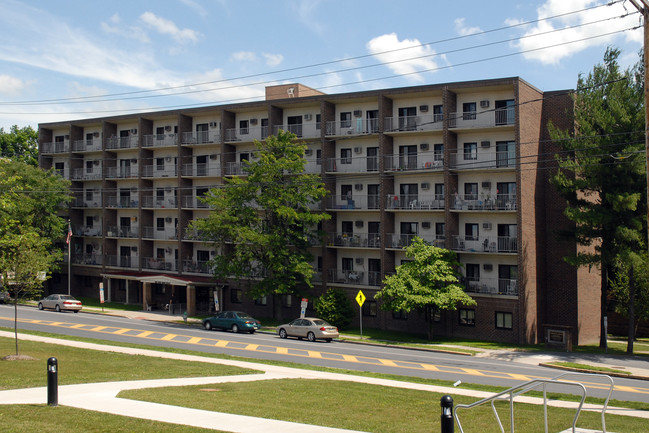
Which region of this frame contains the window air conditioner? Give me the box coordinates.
[420,143,429,150]
[165,157,171,162]
[130,158,137,163]
[482,222,492,230]
[165,217,172,223]
[481,181,491,188]
[422,221,431,229]
[419,105,429,112]
[304,114,312,121]
[209,122,217,128]
[421,182,430,190]
[483,263,493,271]
[250,118,258,125]
[353,147,362,153]
[93,132,100,137]
[481,140,491,148]
[130,129,138,135]
[355,220,364,228]
[131,246,137,252]
[354,183,363,191]
[304,149,313,156]
[64,134,70,139]
[480,100,490,108]
[353,110,362,117]
[355,257,364,265]
[93,160,100,165]
[164,125,172,131]
[209,154,218,159]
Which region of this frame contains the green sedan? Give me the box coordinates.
[202,311,261,334]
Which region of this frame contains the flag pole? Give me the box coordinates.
[67,220,71,295]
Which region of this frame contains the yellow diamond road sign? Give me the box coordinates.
[355,290,366,307]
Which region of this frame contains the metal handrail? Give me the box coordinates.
[454,373,614,433]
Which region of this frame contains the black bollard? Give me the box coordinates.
[47,357,58,406]
[440,395,453,433]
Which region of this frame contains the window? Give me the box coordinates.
[463,102,477,120]
[86,160,93,174]
[157,217,165,231]
[230,288,243,303]
[156,188,165,201]
[392,309,409,320]
[255,295,267,306]
[465,222,479,241]
[366,110,379,133]
[433,143,444,161]
[398,107,417,131]
[466,263,480,285]
[495,99,515,125]
[316,149,322,165]
[363,300,377,317]
[463,142,477,160]
[282,294,293,307]
[464,183,478,201]
[239,120,249,135]
[85,215,94,227]
[341,148,352,164]
[156,157,164,170]
[341,184,353,202]
[341,221,353,236]
[340,112,352,128]
[496,312,513,329]
[459,309,475,326]
[315,114,321,130]
[496,141,515,167]
[433,104,443,122]
[156,248,165,260]
[399,145,417,170]
[342,257,354,272]
[85,189,94,201]
[435,222,445,240]
[287,115,303,137]
[434,183,444,202]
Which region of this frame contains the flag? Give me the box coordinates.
[66,222,72,245]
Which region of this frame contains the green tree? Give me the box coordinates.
[550,48,646,349]
[192,130,330,318]
[0,159,71,355]
[375,237,475,339]
[314,288,355,331]
[0,125,38,166]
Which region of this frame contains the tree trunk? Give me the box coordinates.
[600,265,608,350]
[426,306,434,340]
[14,299,19,356]
[627,265,635,354]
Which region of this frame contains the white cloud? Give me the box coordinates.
[101,13,150,43]
[511,0,642,65]
[230,51,258,62]
[454,18,482,36]
[263,53,284,67]
[366,33,440,82]
[140,11,200,44]
[293,0,325,36]
[179,0,207,17]
[0,74,27,96]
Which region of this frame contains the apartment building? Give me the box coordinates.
[38,77,600,345]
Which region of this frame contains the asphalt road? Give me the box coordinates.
[1,304,648,404]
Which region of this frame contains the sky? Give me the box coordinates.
[0,0,644,130]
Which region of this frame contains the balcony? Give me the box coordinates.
[328,269,381,286]
[452,194,516,211]
[181,130,221,145]
[72,253,103,266]
[105,255,139,269]
[449,107,515,129]
[42,141,69,154]
[384,151,443,172]
[106,196,138,208]
[465,277,518,296]
[325,155,379,173]
[71,167,102,181]
[386,194,445,210]
[74,225,101,237]
[142,257,177,271]
[72,138,102,152]
[182,196,210,209]
[274,123,320,139]
[141,196,177,209]
[325,119,379,137]
[383,114,443,133]
[386,233,445,249]
[71,196,102,208]
[106,225,139,238]
[328,233,381,248]
[224,161,250,176]
[224,125,268,143]
[181,162,221,177]
[106,136,138,150]
[182,228,211,241]
[451,235,517,253]
[142,226,177,240]
[449,151,515,170]
[105,166,138,179]
[182,260,212,274]
[143,133,177,148]
[326,194,381,210]
[142,164,177,178]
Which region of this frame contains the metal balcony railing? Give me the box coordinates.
[325,155,380,173]
[42,141,69,154]
[448,107,515,129]
[384,151,443,172]
[383,114,443,133]
[452,193,516,211]
[71,138,102,152]
[326,194,381,210]
[385,194,445,210]
[142,257,177,271]
[142,133,177,147]
[325,119,379,136]
[452,235,517,253]
[181,130,221,145]
[449,151,516,170]
[106,136,138,150]
[328,233,381,248]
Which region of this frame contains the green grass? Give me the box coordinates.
[75,297,143,311]
[546,361,632,375]
[120,378,649,433]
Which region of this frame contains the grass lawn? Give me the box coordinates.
[119,378,649,433]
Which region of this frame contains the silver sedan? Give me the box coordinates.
[38,294,83,312]
[277,317,339,342]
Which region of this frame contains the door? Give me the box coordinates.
[398,145,417,170]
[366,147,378,172]
[399,183,418,208]
[498,265,518,294]
[119,159,131,178]
[496,141,516,168]
[120,217,131,237]
[120,246,131,267]
[368,222,380,247]
[196,123,209,143]
[196,155,208,176]
[367,184,380,209]
[398,107,417,131]
[400,222,418,247]
[497,224,517,252]
[368,258,381,285]
[366,110,379,133]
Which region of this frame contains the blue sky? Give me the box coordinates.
[0,0,643,129]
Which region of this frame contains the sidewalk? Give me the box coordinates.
[2,330,649,433]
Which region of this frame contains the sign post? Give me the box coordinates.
[355,290,366,340]
[99,282,104,313]
[213,290,220,313]
[300,298,308,318]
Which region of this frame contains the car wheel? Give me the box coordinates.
[38,303,44,310]
[326,338,332,343]
[307,332,316,342]
[55,304,61,312]
[279,328,287,339]
[73,310,79,313]
[204,321,212,331]
[249,330,255,334]
[231,324,239,333]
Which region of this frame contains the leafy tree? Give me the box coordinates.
[192,130,330,318]
[0,159,71,356]
[314,288,355,331]
[0,125,38,166]
[549,48,646,349]
[375,237,475,339]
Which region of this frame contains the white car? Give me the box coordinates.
[38,294,83,312]
[277,317,339,342]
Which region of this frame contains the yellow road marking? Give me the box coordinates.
[245,344,259,351]
[136,331,154,338]
[186,337,202,345]
[307,351,322,358]
[275,347,289,355]
[380,359,398,367]
[421,363,440,371]
[113,328,132,335]
[341,354,358,362]
[161,334,177,341]
[462,368,486,376]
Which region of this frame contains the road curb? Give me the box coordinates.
[538,362,649,381]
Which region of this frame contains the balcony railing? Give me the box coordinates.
[386,233,445,249]
[106,136,138,150]
[142,133,177,148]
[328,233,381,248]
[182,228,211,241]
[72,253,103,266]
[384,152,443,172]
[72,138,102,152]
[449,107,515,129]
[142,164,178,178]
[141,196,177,209]
[325,119,379,136]
[74,225,101,237]
[449,151,515,170]
[71,196,102,208]
[465,277,518,296]
[326,194,381,210]
[142,226,177,240]
[181,163,221,177]
[383,114,443,133]
[274,124,321,139]
[325,155,380,173]
[105,255,139,269]
[106,196,138,208]
[224,161,250,176]
[181,130,221,145]
[106,225,139,238]
[182,196,210,209]
[42,141,69,154]
[452,194,516,211]
[182,260,212,274]
[328,269,381,286]
[451,235,517,253]
[71,167,102,180]
[386,194,445,210]
[142,257,177,271]
[224,125,268,142]
[105,166,138,179]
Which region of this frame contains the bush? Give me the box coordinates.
[315,288,355,330]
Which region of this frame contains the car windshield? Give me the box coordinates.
[60,295,76,300]
[312,319,331,327]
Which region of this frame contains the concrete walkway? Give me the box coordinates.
[2,331,649,433]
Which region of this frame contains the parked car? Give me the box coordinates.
[202,311,261,333]
[277,317,339,342]
[0,291,10,304]
[37,294,83,312]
